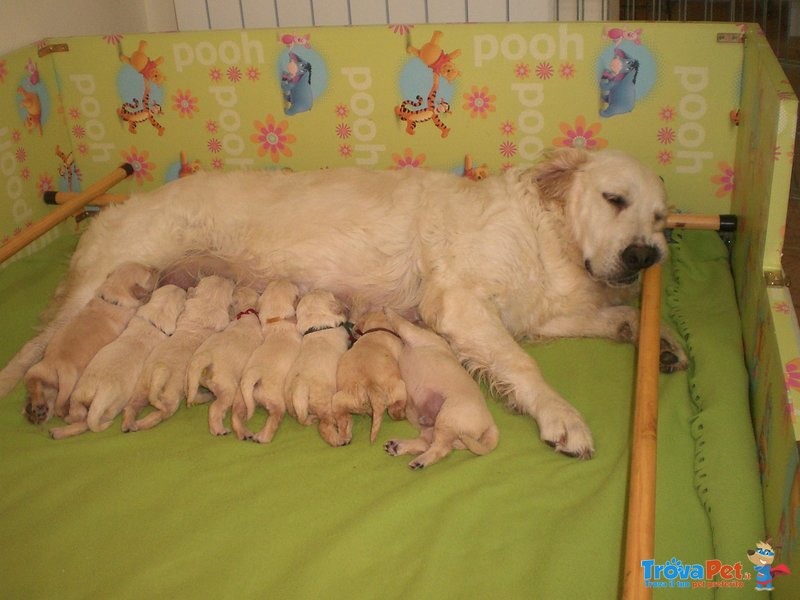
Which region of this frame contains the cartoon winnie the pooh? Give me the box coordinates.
[407,31,461,82]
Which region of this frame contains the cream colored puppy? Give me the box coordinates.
[284,290,350,445]
[121,275,234,432]
[23,262,157,425]
[237,279,301,444]
[49,285,186,440]
[185,286,263,437]
[383,310,499,470]
[331,311,406,445]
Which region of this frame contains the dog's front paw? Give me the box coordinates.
[408,459,425,470]
[659,336,688,374]
[24,401,50,424]
[536,394,595,459]
[384,439,402,456]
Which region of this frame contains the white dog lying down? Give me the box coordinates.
[237,279,302,444]
[332,310,407,444]
[50,285,186,440]
[284,289,351,445]
[1,148,688,457]
[121,275,234,432]
[186,286,263,437]
[383,310,500,469]
[23,262,157,425]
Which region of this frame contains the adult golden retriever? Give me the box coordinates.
[0,147,686,457]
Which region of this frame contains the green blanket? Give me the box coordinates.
[0,231,763,599]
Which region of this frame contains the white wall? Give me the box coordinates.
[0,0,177,56]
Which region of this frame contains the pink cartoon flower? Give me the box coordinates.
[657,127,675,144]
[390,24,413,35]
[20,167,30,180]
[120,146,155,185]
[207,138,222,153]
[462,86,496,119]
[659,106,676,121]
[711,162,735,197]
[0,59,7,84]
[72,125,86,138]
[335,104,349,119]
[501,162,515,172]
[227,66,242,83]
[774,145,782,161]
[247,67,260,81]
[103,34,123,45]
[15,147,26,163]
[11,129,21,143]
[390,148,425,169]
[499,121,515,136]
[339,144,353,158]
[209,68,222,82]
[499,141,517,158]
[535,62,554,80]
[250,114,296,163]
[172,89,199,118]
[211,158,224,170]
[206,119,218,133]
[560,63,575,79]
[657,150,673,165]
[77,143,88,155]
[553,116,608,150]
[786,358,800,392]
[335,123,351,139]
[514,63,530,79]
[774,302,790,314]
[37,174,53,194]
[68,107,81,120]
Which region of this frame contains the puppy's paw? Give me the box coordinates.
[659,336,688,374]
[384,439,402,456]
[24,401,49,424]
[536,395,595,459]
[408,459,425,470]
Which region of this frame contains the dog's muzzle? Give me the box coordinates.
[585,243,662,287]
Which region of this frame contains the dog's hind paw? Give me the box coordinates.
[384,439,401,456]
[659,332,688,374]
[408,460,425,470]
[24,401,49,424]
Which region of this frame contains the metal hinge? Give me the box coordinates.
[717,33,745,44]
[37,43,69,57]
[765,270,789,287]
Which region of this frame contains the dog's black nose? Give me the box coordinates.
[621,244,659,271]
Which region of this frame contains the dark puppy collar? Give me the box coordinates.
[303,321,347,336]
[354,327,401,340]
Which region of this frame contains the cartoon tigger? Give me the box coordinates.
[55,145,77,191]
[395,72,450,138]
[117,81,164,136]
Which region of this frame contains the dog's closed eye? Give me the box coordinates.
[602,192,628,211]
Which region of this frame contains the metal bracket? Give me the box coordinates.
[717,33,745,44]
[37,43,69,57]
[765,270,789,287]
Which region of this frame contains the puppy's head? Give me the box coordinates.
[98,262,159,307]
[354,311,394,335]
[258,279,300,319]
[532,147,668,287]
[136,284,187,335]
[296,289,347,333]
[231,286,260,316]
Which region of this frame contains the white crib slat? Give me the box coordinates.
[509,0,555,22]
[207,0,244,29]
[467,0,507,22]
[276,0,314,26]
[426,0,467,24]
[241,0,278,28]
[312,0,352,25]
[349,0,388,25]
[388,0,426,24]
[174,0,211,31]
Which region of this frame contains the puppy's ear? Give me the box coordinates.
[531,147,589,203]
[130,283,152,302]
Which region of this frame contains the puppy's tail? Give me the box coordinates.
[86,387,121,433]
[148,364,173,411]
[239,368,259,420]
[184,356,206,407]
[290,380,310,425]
[460,423,500,456]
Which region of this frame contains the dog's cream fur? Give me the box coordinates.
[121,275,234,432]
[284,290,350,445]
[383,310,500,469]
[49,284,186,439]
[237,279,301,444]
[185,286,263,437]
[332,311,406,444]
[23,262,157,425]
[1,148,686,456]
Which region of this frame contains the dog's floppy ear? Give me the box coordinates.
[531,147,589,203]
[130,283,152,302]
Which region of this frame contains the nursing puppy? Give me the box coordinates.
[383,310,499,470]
[237,279,301,444]
[284,290,350,445]
[49,285,186,439]
[331,311,406,445]
[185,286,263,437]
[1,148,687,457]
[23,262,157,425]
[121,275,234,432]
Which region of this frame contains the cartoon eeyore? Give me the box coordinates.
[599,48,640,118]
[281,52,313,116]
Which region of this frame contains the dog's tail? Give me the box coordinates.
[290,379,310,425]
[148,364,174,411]
[239,367,259,420]
[184,356,209,407]
[460,423,500,456]
[86,385,123,433]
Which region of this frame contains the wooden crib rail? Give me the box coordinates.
[0,164,133,265]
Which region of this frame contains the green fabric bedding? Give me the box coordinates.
[0,231,763,599]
